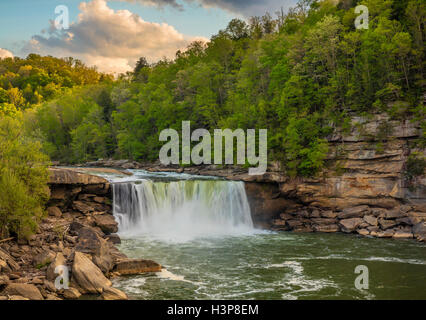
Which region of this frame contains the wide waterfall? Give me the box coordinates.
[112,175,255,242]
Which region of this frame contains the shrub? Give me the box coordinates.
[0,116,50,239]
[405,152,426,180]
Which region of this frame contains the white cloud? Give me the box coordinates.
[0,48,14,59]
[23,0,207,74]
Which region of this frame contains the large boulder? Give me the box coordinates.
[321,211,337,218]
[378,219,398,230]
[75,226,114,273]
[72,252,111,294]
[105,234,121,245]
[73,201,94,214]
[33,250,56,268]
[46,253,67,281]
[339,218,364,233]
[62,287,82,300]
[2,283,43,300]
[338,206,371,219]
[94,215,118,234]
[413,222,426,242]
[113,259,162,275]
[363,215,378,226]
[47,206,62,218]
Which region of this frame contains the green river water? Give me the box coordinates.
[113,232,426,300]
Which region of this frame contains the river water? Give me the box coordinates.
[93,169,426,300]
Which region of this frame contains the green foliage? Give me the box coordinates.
[19,0,426,177]
[283,116,329,177]
[0,54,112,112]
[0,116,50,239]
[34,86,113,163]
[405,152,426,180]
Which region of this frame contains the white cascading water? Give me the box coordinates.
[112,178,255,242]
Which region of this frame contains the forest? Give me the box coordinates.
[0,0,424,237]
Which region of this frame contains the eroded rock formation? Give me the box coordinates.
[245,114,426,241]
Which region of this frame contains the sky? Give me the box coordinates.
[0,0,297,73]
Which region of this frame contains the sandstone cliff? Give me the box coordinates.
[244,114,426,241]
[81,114,426,242]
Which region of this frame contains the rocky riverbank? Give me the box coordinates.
[78,113,426,243]
[0,168,161,301]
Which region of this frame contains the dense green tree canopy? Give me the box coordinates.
[5,0,425,177]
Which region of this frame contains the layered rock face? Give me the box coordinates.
[245,114,426,242]
[0,168,161,300]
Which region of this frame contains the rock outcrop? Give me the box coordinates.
[246,115,425,241]
[2,283,44,300]
[80,114,425,243]
[0,168,161,300]
[113,259,162,275]
[72,252,112,294]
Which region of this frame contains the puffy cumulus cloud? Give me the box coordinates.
[23,0,207,74]
[0,48,14,59]
[117,0,298,16]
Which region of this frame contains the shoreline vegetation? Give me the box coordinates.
[0,0,425,300]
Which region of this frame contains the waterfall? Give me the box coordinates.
[112,178,254,242]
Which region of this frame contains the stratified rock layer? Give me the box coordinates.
[82,114,425,242]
